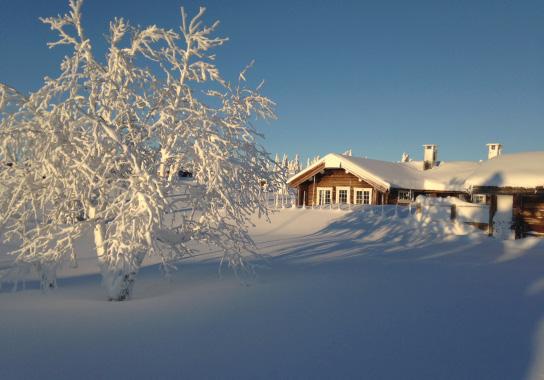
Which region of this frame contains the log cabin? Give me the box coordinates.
[287,144,544,237]
[287,145,478,207]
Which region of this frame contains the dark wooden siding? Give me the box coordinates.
[514,194,544,236]
[296,169,386,206]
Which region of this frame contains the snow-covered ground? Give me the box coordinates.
[2,207,544,379]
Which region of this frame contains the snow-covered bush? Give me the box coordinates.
[0,0,278,300]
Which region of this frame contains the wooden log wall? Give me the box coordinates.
[297,169,385,206]
[296,169,468,207]
[514,193,544,236]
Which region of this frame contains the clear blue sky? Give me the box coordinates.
[1,0,543,162]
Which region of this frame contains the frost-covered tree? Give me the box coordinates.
[308,155,320,167]
[288,154,301,177]
[0,0,277,300]
[268,153,301,208]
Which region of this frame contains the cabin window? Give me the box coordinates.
[398,190,412,202]
[356,191,363,204]
[317,187,332,205]
[338,190,348,204]
[472,194,487,204]
[354,188,372,205]
[335,186,351,204]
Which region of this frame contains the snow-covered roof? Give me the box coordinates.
[342,155,479,191]
[465,152,544,189]
[288,151,544,192]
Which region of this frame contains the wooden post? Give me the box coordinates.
[488,195,497,237]
[313,175,316,208]
[450,204,456,221]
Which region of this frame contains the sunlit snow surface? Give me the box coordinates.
[2,207,544,380]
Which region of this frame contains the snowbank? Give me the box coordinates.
[250,207,350,237]
[415,195,489,224]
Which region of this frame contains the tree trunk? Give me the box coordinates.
[36,262,57,290]
[159,148,168,179]
[100,250,146,301]
[88,207,147,301]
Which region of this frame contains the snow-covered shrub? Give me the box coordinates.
[0,0,278,300]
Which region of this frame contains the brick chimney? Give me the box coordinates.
[486,143,502,160]
[423,144,437,170]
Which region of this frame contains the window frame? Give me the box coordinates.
[353,187,373,205]
[316,187,333,205]
[472,194,487,204]
[397,190,412,203]
[335,186,351,204]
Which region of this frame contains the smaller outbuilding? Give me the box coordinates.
[465,152,544,237]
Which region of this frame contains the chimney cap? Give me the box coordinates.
[422,144,438,170]
[486,143,503,159]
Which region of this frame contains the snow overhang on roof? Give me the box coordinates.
[465,152,544,189]
[287,162,326,187]
[287,153,391,191]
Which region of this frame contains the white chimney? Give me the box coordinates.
[486,143,502,160]
[423,144,437,170]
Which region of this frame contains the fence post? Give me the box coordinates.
[488,195,497,237]
[450,204,456,221]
